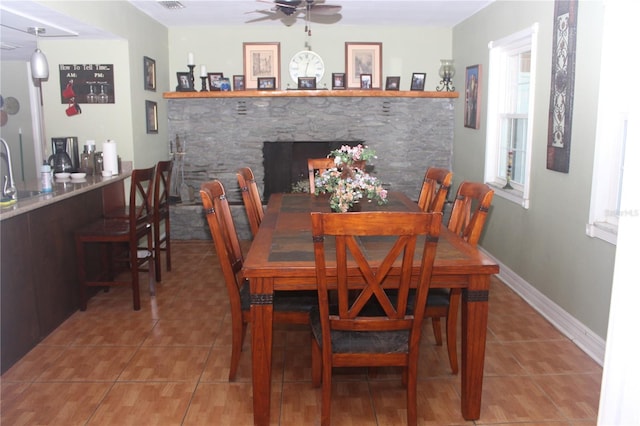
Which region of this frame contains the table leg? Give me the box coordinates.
[250,277,274,426]
[460,274,490,420]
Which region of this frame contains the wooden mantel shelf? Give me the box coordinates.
[163,89,459,99]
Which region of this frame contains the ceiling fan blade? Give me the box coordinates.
[309,4,342,15]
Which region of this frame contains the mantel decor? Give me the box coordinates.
[243,42,281,90]
[345,42,382,89]
[547,0,578,173]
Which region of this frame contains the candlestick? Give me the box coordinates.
[187,65,196,91]
[503,150,514,189]
[188,52,194,66]
[200,65,207,77]
[200,76,208,92]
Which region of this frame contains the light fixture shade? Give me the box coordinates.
[31,48,49,79]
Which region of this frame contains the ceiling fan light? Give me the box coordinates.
[31,48,49,79]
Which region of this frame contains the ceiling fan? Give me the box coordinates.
[249,0,342,35]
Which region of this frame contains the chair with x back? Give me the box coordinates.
[236,167,264,238]
[153,160,173,281]
[310,211,441,426]
[200,180,318,380]
[307,158,337,194]
[417,167,453,214]
[75,166,156,311]
[428,180,494,374]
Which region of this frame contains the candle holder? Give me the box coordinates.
[200,76,208,92]
[503,150,514,189]
[187,65,196,91]
[436,59,456,92]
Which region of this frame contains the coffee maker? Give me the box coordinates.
[49,137,79,173]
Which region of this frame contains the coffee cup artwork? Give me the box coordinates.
[62,80,82,117]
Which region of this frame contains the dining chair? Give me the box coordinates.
[307,158,336,194]
[152,160,172,282]
[309,211,442,426]
[428,180,494,374]
[417,167,453,213]
[200,179,318,380]
[236,167,264,238]
[74,166,156,311]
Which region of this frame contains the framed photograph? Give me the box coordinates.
[345,42,382,89]
[243,42,281,89]
[385,76,400,90]
[298,77,317,90]
[257,77,276,90]
[233,75,245,91]
[145,100,158,134]
[143,56,156,91]
[207,72,224,91]
[464,65,481,129]
[219,77,231,91]
[360,74,372,89]
[332,72,345,90]
[176,72,193,92]
[410,72,426,91]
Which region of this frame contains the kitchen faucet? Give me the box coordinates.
[0,138,17,200]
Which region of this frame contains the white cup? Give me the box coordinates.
[102,170,112,178]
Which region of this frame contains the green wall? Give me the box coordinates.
[453,0,615,339]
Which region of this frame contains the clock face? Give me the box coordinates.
[289,50,325,83]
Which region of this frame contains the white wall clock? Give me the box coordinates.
[289,50,325,83]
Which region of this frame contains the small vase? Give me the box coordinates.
[347,202,361,212]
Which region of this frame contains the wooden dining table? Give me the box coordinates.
[242,192,499,425]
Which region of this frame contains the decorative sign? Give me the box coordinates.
[58,64,115,104]
[546,0,578,173]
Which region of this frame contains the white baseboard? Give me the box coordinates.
[481,248,606,366]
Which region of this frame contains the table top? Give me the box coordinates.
[242,192,499,284]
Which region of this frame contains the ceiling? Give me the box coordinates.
[1,0,492,61]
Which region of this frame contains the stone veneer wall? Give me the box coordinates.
[167,95,454,240]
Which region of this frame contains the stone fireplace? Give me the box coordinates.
[166,93,455,240]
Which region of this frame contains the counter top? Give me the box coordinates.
[0,173,131,221]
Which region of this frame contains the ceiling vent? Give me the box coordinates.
[158,1,185,10]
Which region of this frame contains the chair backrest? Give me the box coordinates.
[447,181,494,246]
[417,167,453,213]
[310,211,441,345]
[236,167,264,237]
[200,180,245,313]
[307,158,336,194]
[128,166,155,236]
[153,160,172,219]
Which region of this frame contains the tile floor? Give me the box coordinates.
[1,241,602,425]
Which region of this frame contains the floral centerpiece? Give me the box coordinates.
[314,145,388,212]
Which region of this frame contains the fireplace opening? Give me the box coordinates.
[262,141,364,200]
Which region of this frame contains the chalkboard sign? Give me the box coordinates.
[59,64,115,104]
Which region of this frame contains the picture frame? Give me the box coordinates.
[385,76,400,91]
[464,65,481,129]
[345,42,382,89]
[145,100,158,134]
[360,74,372,89]
[143,56,156,91]
[332,72,346,90]
[298,76,317,90]
[207,72,224,91]
[233,75,245,91]
[257,77,276,90]
[176,72,193,91]
[410,72,426,91]
[219,77,232,92]
[243,42,281,90]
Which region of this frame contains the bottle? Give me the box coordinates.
[80,148,94,176]
[41,163,53,193]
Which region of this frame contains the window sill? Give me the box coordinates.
[586,222,617,245]
[488,183,529,209]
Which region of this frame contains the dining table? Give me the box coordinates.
[241,191,500,425]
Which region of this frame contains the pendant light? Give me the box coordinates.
[29,27,49,79]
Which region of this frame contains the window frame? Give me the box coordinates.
[484,24,539,209]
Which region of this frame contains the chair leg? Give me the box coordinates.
[445,289,461,374]
[431,317,443,345]
[311,336,322,387]
[154,220,162,282]
[407,366,418,426]
[165,220,171,272]
[75,238,88,311]
[321,352,332,426]
[130,245,141,311]
[229,314,246,381]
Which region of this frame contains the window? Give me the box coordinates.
[587,1,630,246]
[485,24,539,208]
